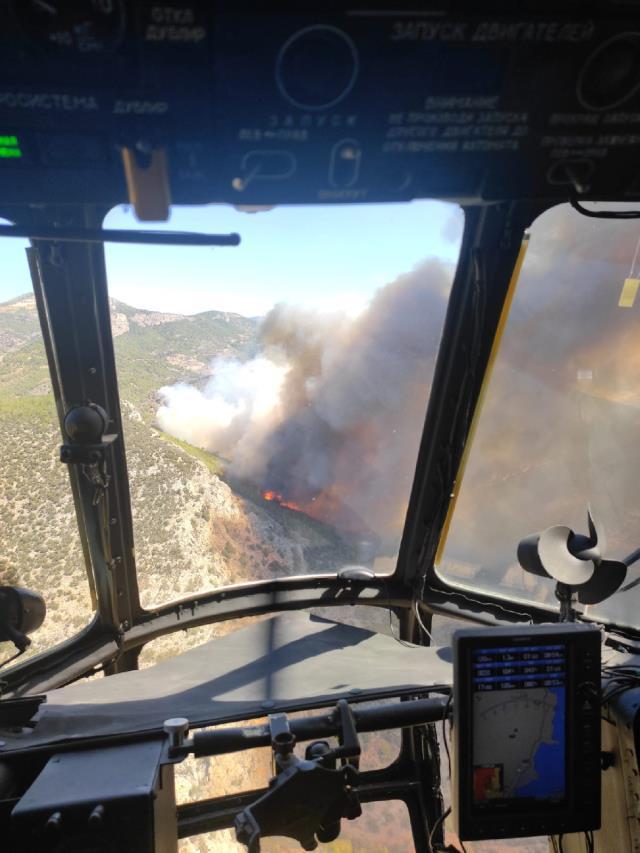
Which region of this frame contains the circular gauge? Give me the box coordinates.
[276,25,359,110]
[16,0,126,54]
[577,32,640,111]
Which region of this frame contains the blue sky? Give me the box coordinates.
[0,200,462,316]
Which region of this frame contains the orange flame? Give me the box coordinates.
[262,490,303,512]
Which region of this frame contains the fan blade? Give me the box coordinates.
[538,525,595,585]
[577,559,627,605]
[517,534,550,578]
[576,506,606,560]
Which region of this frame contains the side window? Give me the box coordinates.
[439,202,640,630]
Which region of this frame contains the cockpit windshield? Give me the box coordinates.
[439,202,640,631]
[1,199,464,659]
[5,196,640,660]
[102,200,462,607]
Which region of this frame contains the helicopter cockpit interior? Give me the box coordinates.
[1,2,640,851]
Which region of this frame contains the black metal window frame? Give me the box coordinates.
[2,196,616,702]
[0,197,616,853]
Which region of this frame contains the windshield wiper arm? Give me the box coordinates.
[616,548,640,592]
[0,223,241,247]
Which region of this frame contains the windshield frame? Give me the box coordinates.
[6,195,636,698]
[394,199,590,629]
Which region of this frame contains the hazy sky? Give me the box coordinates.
[0,200,462,316]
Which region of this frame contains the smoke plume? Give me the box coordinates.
[157,258,454,553]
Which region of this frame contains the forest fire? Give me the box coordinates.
[157,257,456,551]
[261,486,373,537]
[262,490,304,513]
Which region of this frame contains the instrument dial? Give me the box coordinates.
[577,32,640,110]
[276,25,358,110]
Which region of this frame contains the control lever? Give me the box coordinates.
[235,700,362,852]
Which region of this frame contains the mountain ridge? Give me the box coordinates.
[1,291,257,319]
[0,293,259,417]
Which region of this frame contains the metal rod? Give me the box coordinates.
[617,548,640,593]
[0,224,241,247]
[188,696,449,759]
[623,547,640,569]
[177,769,423,838]
[570,198,640,219]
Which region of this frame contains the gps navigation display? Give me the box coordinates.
[472,642,566,804]
[453,623,601,840]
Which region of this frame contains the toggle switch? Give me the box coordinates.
[329,138,361,188]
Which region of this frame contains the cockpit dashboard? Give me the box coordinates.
[1,2,640,852]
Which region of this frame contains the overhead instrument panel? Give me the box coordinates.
[0,2,639,210]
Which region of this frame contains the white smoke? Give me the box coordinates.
[156,258,455,550]
[157,357,288,458]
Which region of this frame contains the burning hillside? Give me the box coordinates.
[156,258,454,558]
[261,490,302,512]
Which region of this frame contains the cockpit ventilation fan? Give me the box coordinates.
[517,509,626,621]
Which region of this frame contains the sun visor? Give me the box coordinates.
[1,613,452,754]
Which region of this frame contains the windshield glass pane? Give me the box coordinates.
[439,202,640,629]
[103,201,462,608]
[0,229,92,662]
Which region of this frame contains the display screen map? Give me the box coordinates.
[472,643,566,803]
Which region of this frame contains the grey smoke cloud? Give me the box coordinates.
[157,258,455,552]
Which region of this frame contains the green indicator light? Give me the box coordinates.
[0,135,22,158]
